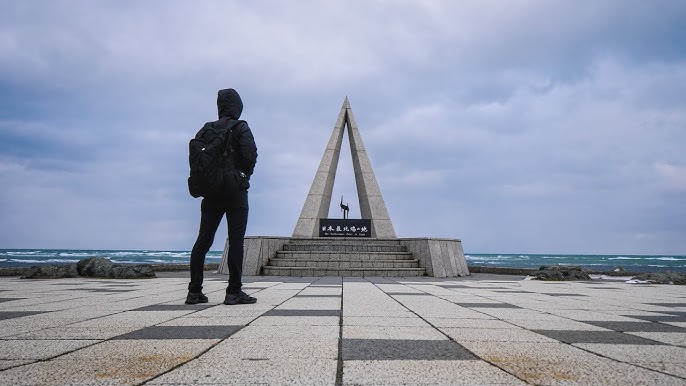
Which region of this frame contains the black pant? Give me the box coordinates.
[189,190,248,294]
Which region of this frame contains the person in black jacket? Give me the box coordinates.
[186,88,258,305]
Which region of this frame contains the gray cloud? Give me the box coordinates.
[1,1,684,254]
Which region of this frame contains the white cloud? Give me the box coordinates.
[654,163,686,192]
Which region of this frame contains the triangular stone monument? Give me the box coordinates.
[292,97,396,238]
[222,97,468,278]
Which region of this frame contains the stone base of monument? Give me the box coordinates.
[263,238,425,277]
[218,237,469,278]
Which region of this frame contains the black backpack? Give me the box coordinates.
[187,118,242,198]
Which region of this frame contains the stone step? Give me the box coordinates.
[262,238,428,277]
[288,238,403,245]
[275,251,413,260]
[262,266,426,277]
[283,241,406,253]
[268,258,421,269]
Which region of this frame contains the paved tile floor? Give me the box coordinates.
[0,272,685,385]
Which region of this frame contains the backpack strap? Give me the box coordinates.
[223,119,244,152]
[215,118,245,169]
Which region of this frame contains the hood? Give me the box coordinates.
[217,88,243,119]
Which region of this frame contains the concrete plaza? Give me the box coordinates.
[0,272,685,385]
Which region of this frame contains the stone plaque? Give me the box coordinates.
[319,219,371,238]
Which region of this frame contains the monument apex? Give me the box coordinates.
[292,97,396,238]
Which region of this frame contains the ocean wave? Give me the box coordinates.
[109,251,190,259]
[492,255,517,260]
[58,252,93,258]
[652,257,684,261]
[146,259,185,263]
[466,255,516,261]
[3,250,44,256]
[6,259,81,264]
[610,256,684,262]
[112,259,188,264]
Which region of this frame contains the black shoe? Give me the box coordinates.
[185,291,208,304]
[224,291,257,305]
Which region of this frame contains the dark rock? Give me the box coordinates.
[77,257,114,277]
[20,259,157,280]
[632,271,686,285]
[468,266,537,276]
[111,265,156,279]
[0,267,30,277]
[535,265,591,281]
[21,264,78,279]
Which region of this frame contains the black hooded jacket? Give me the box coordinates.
[216,89,257,177]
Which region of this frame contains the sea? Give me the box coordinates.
[0,249,222,268]
[1,249,685,272]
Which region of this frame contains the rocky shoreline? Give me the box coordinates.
[469,265,661,277]
[470,265,686,284]
[1,262,684,284]
[0,257,220,279]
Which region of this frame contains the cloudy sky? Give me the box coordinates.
[1,1,685,255]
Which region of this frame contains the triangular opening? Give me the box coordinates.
[327,123,361,219]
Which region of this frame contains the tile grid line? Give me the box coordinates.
[0,280,287,381]
[1,301,180,341]
[1,282,225,340]
[335,280,344,386]
[140,281,312,386]
[0,281,219,371]
[407,282,522,319]
[559,332,686,381]
[0,339,102,373]
[377,278,532,384]
[543,330,686,379]
[134,326,246,386]
[425,282,686,381]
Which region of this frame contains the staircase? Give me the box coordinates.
[262,239,426,277]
